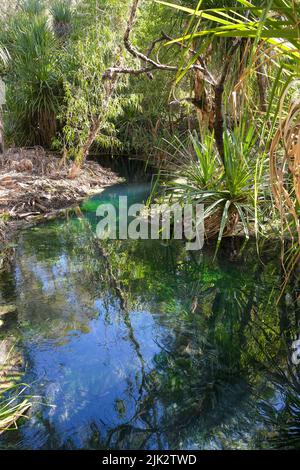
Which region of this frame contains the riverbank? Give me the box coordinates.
[0,147,122,268]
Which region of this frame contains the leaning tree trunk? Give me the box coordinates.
[68,75,119,179]
[68,117,102,179]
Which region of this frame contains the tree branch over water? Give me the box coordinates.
[70,0,239,173]
[102,0,240,164]
[103,0,216,86]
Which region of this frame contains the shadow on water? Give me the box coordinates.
[91,155,157,183]
[0,183,299,449]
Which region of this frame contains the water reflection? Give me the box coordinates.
[0,184,299,449]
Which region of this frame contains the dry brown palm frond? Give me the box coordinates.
[204,206,239,240]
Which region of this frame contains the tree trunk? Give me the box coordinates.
[68,70,119,179]
[214,81,225,165]
[193,67,207,130]
[68,118,102,179]
[256,57,267,113]
[213,42,240,165]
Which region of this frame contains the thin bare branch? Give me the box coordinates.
[103,0,216,87]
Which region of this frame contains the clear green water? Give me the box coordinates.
[0,183,299,450]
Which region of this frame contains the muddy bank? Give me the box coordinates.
[0,147,122,267]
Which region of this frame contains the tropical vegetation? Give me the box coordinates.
[0,0,300,448]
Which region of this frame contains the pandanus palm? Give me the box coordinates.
[5,15,62,147]
[157,1,300,257]
[156,0,299,61]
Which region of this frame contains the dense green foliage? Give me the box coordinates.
[0,0,299,251]
[0,0,299,449]
[0,0,192,155]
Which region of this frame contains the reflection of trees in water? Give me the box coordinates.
[75,227,294,449]
[4,215,300,449]
[13,218,142,339]
[250,266,300,449]
[255,366,300,449]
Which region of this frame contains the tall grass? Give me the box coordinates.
[0,46,9,66]
[50,0,73,39]
[0,345,31,434]
[0,384,31,434]
[20,0,45,16]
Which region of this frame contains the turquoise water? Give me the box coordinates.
[0,183,299,450]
